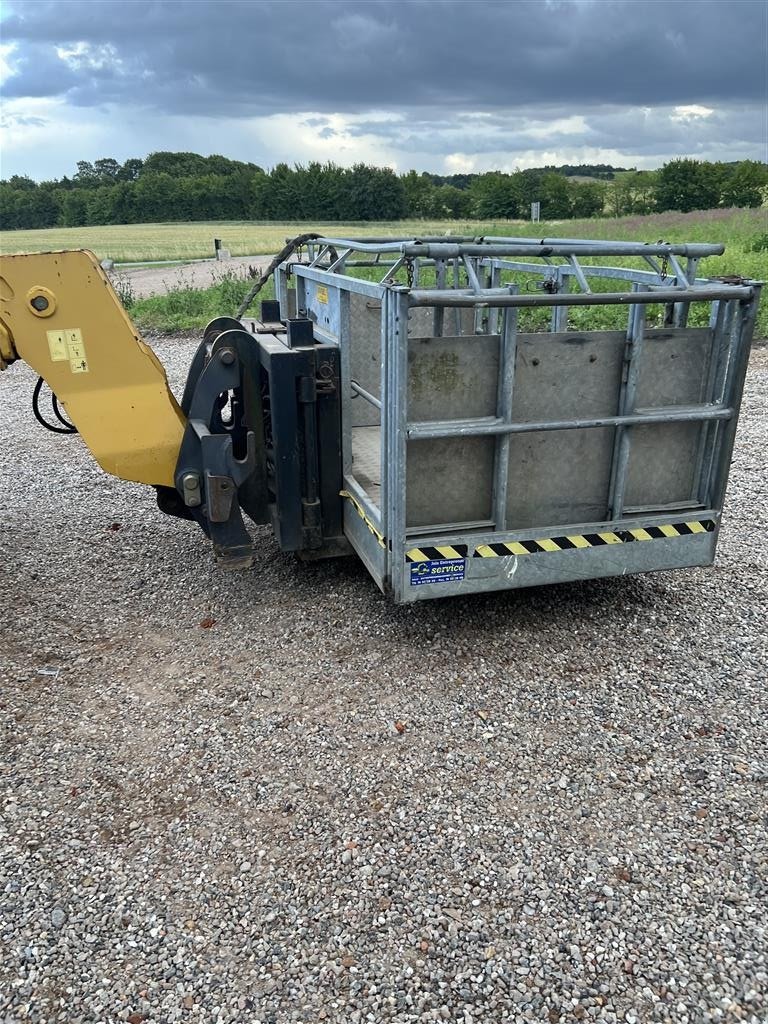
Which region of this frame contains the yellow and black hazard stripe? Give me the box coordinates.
[340,490,386,548]
[472,519,716,558]
[406,544,469,563]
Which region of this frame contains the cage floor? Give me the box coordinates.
[351,425,381,505]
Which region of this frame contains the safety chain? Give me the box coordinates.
[657,240,669,281]
[405,256,415,290]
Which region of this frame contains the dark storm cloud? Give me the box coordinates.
[2,0,766,115]
[345,104,763,159]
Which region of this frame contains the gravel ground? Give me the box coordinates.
[112,257,273,299]
[1,339,766,1024]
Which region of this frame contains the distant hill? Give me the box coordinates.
[428,165,631,189]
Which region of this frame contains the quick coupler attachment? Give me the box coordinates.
[168,327,269,569]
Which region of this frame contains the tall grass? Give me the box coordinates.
[131,268,274,332]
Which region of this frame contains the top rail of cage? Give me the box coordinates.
[302,236,725,259]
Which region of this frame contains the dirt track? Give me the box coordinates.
[113,255,273,299]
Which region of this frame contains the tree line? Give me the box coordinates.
[1,152,765,231]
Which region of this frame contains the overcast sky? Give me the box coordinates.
[1,0,766,181]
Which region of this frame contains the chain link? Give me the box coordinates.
[657,240,669,281]
[405,256,414,290]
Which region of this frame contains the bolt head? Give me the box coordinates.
[219,348,236,365]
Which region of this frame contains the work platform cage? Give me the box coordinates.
[272,236,761,603]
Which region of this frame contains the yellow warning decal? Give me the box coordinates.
[47,328,88,373]
[316,286,328,304]
[470,520,716,558]
[340,490,385,548]
[406,544,469,562]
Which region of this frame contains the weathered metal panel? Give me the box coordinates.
[505,331,624,527]
[342,499,386,593]
[624,422,702,506]
[407,307,475,337]
[408,335,499,421]
[406,436,494,527]
[348,292,382,427]
[351,425,381,505]
[634,328,713,406]
[304,279,341,338]
[624,328,714,507]
[406,334,498,526]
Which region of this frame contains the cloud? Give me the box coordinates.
[3,0,766,113]
[0,0,765,180]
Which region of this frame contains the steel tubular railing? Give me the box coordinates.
[406,406,734,441]
[405,285,754,308]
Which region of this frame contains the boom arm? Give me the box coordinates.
[0,249,185,486]
[0,249,272,568]
[1,247,345,571]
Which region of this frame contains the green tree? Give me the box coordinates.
[540,173,572,219]
[432,184,472,218]
[132,172,183,221]
[402,170,438,218]
[118,158,144,182]
[6,174,37,191]
[569,181,606,218]
[469,173,519,219]
[93,158,121,183]
[720,160,768,208]
[655,159,720,213]
[143,151,210,178]
[61,189,88,226]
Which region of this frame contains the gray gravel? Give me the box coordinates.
[1,339,766,1024]
[112,256,275,299]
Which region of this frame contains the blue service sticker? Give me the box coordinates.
[410,557,466,586]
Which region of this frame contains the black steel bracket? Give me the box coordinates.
[169,328,269,569]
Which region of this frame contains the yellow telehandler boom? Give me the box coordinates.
[1,250,185,486]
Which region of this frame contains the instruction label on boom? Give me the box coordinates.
[46,328,88,373]
[409,557,465,586]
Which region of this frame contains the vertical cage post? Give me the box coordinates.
[434,260,446,337]
[699,298,738,504]
[550,266,569,333]
[491,303,519,531]
[708,287,762,510]
[338,289,353,477]
[607,284,647,518]
[383,287,410,598]
[485,260,502,335]
[689,299,727,504]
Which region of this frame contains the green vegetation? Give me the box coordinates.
[127,269,275,333]
[115,208,766,337]
[1,152,766,232]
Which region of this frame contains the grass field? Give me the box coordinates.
[2,208,766,267]
[4,209,766,334]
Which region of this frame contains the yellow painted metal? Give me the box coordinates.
[0,321,14,370]
[0,250,186,486]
